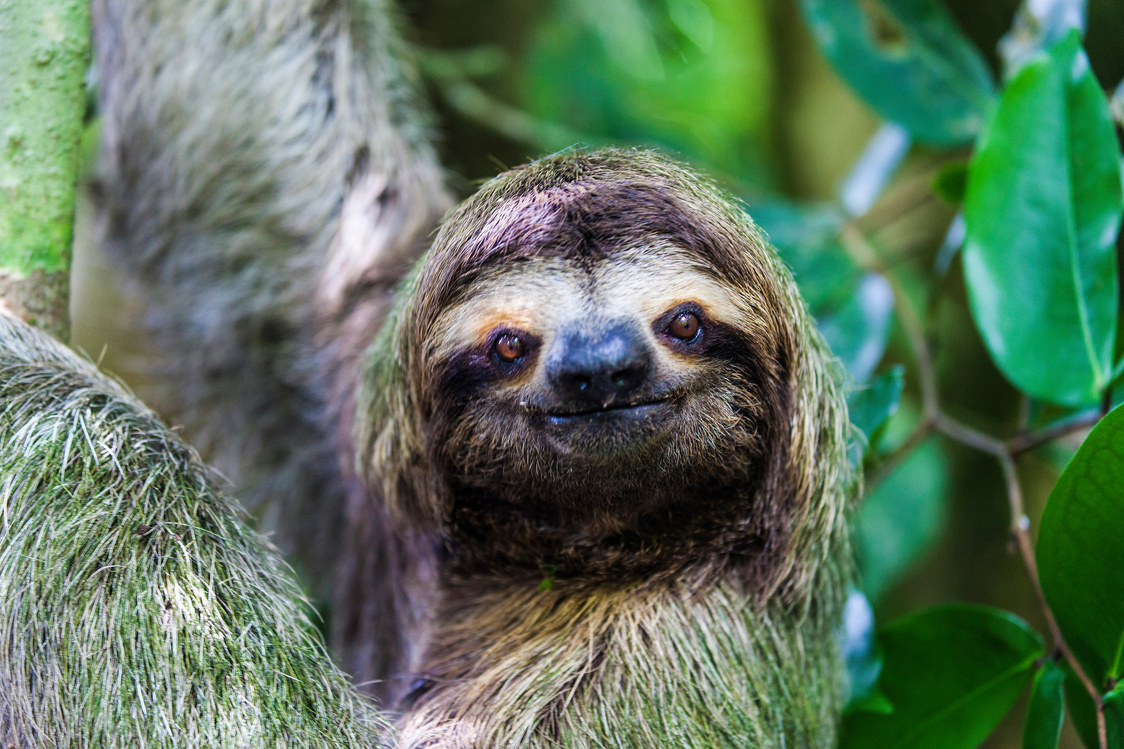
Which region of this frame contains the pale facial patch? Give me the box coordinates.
[430,240,758,386]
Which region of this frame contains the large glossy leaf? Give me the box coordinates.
[857,439,948,602]
[1038,403,1124,684]
[1023,661,1065,749]
[840,606,1043,749]
[798,0,994,146]
[962,31,1122,407]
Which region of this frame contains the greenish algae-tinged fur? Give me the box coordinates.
[0,312,390,748]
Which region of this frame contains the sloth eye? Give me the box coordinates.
[494,333,526,362]
[666,311,701,341]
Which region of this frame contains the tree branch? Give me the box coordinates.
[842,221,1108,749]
[0,0,90,341]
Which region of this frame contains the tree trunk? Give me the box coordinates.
[0,0,90,341]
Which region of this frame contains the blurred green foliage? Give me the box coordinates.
[524,0,775,181]
[841,606,1043,749]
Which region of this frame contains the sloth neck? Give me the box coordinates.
[395,569,845,749]
[441,478,773,586]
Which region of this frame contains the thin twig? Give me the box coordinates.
[998,454,1108,749]
[841,222,1109,749]
[1006,408,1102,455]
[840,226,939,421]
[933,413,1006,456]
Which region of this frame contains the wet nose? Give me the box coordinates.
[547,325,652,407]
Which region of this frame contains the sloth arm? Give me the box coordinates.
[0,314,392,748]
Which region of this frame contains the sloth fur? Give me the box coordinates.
[0,312,388,748]
[91,0,451,698]
[85,0,855,743]
[359,148,856,748]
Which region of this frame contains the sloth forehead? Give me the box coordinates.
[430,243,750,353]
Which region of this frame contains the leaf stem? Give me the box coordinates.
[840,226,938,421]
[1006,408,1102,455]
[841,222,1109,749]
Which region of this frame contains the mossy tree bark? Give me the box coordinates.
[0,0,90,342]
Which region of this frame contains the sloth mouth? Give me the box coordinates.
[542,398,672,423]
[532,396,680,456]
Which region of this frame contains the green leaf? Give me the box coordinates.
[524,0,775,181]
[848,365,905,446]
[798,0,994,146]
[1062,660,1099,749]
[819,273,894,383]
[857,439,949,602]
[1038,403,1124,685]
[962,31,1122,407]
[840,605,1044,749]
[1023,661,1065,749]
[932,160,969,205]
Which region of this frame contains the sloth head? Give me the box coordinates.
[359,149,851,595]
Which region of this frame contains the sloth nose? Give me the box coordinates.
[547,325,652,406]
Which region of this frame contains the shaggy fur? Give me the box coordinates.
[0,312,389,748]
[88,1,854,739]
[91,0,452,697]
[358,148,856,747]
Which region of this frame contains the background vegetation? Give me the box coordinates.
[70,1,1124,747]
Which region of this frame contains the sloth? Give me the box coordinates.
[83,1,855,743]
[358,148,856,748]
[0,310,391,748]
[90,0,451,697]
[3,143,853,747]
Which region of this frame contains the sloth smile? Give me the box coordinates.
[543,398,671,424]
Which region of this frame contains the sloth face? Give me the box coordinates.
[362,150,833,577]
[424,240,782,510]
[431,244,746,447]
[381,153,798,534]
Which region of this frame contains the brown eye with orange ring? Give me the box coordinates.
[494,333,526,362]
[666,311,701,341]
